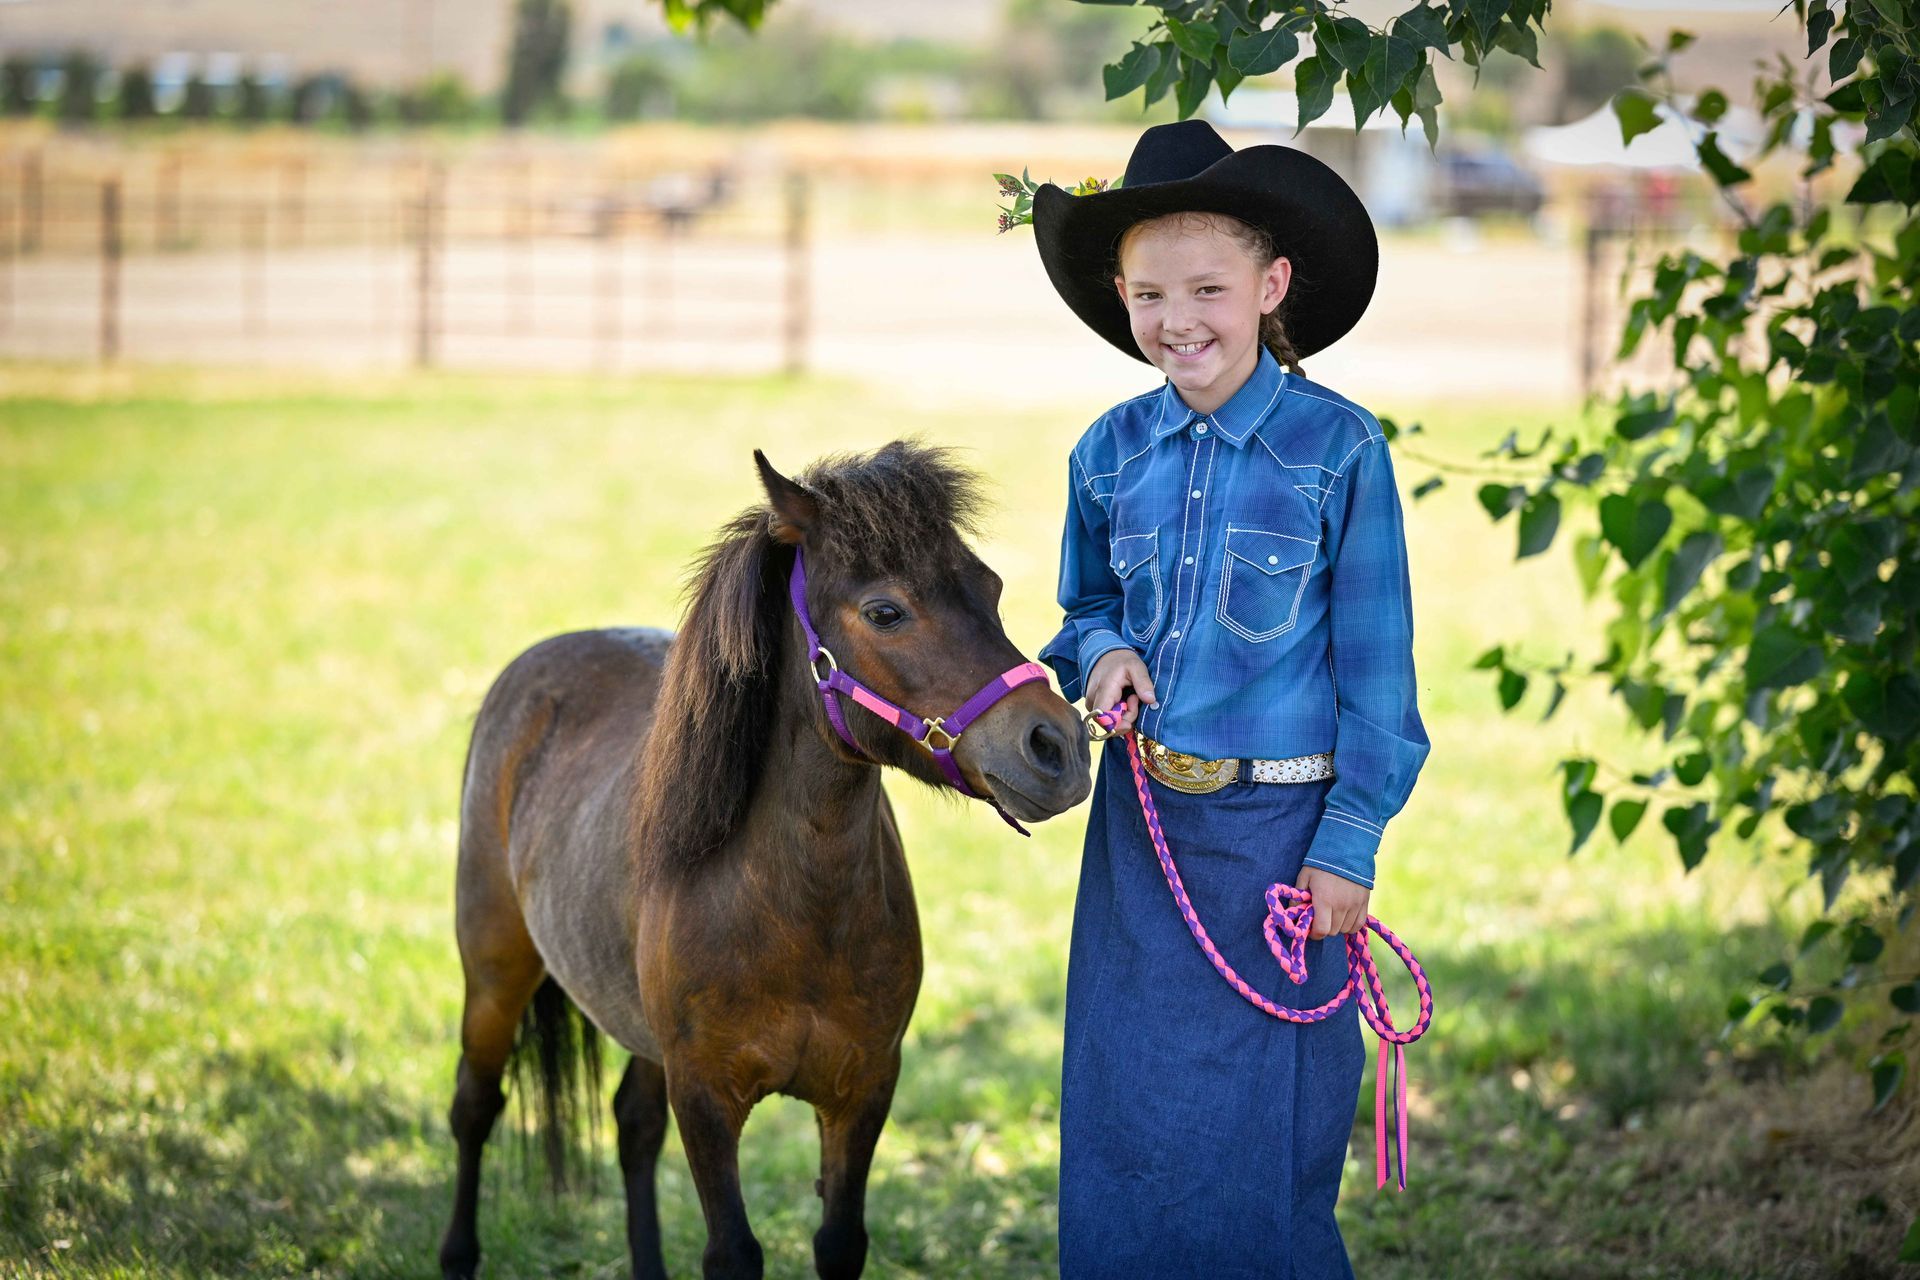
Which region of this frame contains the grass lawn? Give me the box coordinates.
[1,363,1909,1278]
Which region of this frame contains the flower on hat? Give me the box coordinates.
[993,169,1122,234]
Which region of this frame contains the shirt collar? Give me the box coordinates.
[1152,345,1287,448]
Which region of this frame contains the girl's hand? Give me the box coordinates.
[1294,866,1370,938]
[1086,649,1156,733]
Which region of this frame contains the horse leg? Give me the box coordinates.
[670,1073,764,1279]
[438,889,545,1279]
[812,1076,898,1280]
[614,1054,671,1280]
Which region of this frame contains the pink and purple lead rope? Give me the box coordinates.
[1090,704,1435,1191]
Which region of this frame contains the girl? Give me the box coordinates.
[1032,119,1432,1277]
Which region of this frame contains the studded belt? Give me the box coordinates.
[1136,735,1335,794]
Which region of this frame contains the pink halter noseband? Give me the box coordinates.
[787,546,1051,835]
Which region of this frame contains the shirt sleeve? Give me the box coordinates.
[1301,436,1432,890]
[1037,449,1134,705]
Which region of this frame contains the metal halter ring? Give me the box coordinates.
[918,718,956,752]
[1083,710,1118,742]
[811,647,840,683]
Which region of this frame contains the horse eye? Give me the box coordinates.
[862,602,905,630]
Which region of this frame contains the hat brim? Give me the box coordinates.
[1032,145,1378,364]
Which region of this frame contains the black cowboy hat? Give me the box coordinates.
[1032,119,1377,364]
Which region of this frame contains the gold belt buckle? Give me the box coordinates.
[1139,736,1239,794]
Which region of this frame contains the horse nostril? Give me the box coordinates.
[1027,721,1068,779]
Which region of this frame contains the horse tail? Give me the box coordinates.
[508,975,604,1195]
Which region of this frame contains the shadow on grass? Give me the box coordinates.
[3,914,1827,1279]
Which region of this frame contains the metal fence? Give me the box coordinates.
[0,149,811,375]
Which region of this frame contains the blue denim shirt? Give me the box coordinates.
[1039,346,1431,889]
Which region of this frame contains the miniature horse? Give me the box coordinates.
[438,442,1091,1279]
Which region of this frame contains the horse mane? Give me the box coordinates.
[634,440,986,881]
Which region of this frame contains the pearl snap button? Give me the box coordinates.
[1191,489,1202,499]
[1196,424,1208,434]
[1268,555,1279,565]
[1184,556,1194,565]
[1117,559,1126,569]
[1170,629,1182,638]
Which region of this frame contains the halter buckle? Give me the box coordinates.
[918,717,956,752]
[1083,710,1118,742]
[810,647,839,684]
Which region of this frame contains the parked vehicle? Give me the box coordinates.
[1434,148,1546,218]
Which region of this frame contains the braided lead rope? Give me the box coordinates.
[1090,706,1434,1190]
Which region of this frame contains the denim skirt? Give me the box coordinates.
[1058,743,1365,1279]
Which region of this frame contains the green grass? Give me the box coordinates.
[1,364,1907,1278]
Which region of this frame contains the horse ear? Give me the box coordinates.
[754,449,819,545]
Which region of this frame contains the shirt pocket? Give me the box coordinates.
[1216,524,1317,643]
[1109,528,1164,645]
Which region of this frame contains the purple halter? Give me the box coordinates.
[787,545,1050,836]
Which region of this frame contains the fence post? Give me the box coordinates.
[245,202,267,345]
[157,154,180,250]
[100,179,121,363]
[783,173,809,377]
[414,163,441,368]
[1580,192,1603,401]
[0,194,11,336]
[281,158,305,250]
[21,152,42,255]
[595,196,621,371]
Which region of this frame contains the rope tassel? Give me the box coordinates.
[1090,706,1434,1192]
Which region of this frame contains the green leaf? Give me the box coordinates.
[1498,666,1528,709]
[1143,44,1183,106]
[1598,494,1672,569]
[1613,88,1661,145]
[1892,982,1920,1015]
[1808,995,1844,1033]
[1849,928,1885,964]
[1673,751,1710,786]
[1363,30,1422,123]
[1871,1053,1905,1113]
[1829,35,1863,83]
[1698,132,1753,186]
[1573,532,1608,598]
[1294,55,1337,132]
[1228,23,1301,75]
[1561,757,1598,800]
[1661,529,1722,614]
[1166,17,1221,62]
[1317,14,1374,74]
[1174,55,1214,118]
[1694,88,1727,123]
[1899,1215,1920,1263]
[1759,961,1793,989]
[1478,482,1525,520]
[1411,60,1442,148]
[1517,490,1560,558]
[1568,789,1603,854]
[1394,4,1452,56]
[1609,797,1647,841]
[1799,920,1836,954]
[1667,29,1695,52]
[1105,41,1168,98]
[1808,0,1834,55]
[1745,624,1825,691]
[1616,396,1675,439]
[1662,801,1714,870]
[1492,18,1540,68]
